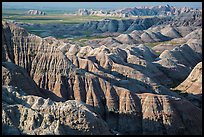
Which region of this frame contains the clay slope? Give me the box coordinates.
[86,25,199,47]
[172,62,202,108]
[152,44,176,53]
[138,93,202,135]
[65,44,176,88]
[2,22,77,100]
[99,37,122,47]
[2,22,202,98]
[2,85,202,135]
[171,10,202,26]
[2,22,202,135]
[2,61,64,102]
[151,28,202,54]
[76,17,161,33]
[174,62,202,95]
[115,34,137,44]
[160,25,182,38]
[2,22,174,98]
[2,86,111,135]
[2,61,43,97]
[154,44,201,85]
[2,21,42,72]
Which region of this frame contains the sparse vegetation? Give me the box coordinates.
[155,51,162,55]
[145,42,162,47]
[70,35,109,47]
[3,9,126,25]
[145,40,186,48]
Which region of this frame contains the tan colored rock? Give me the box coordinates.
[174,62,202,94]
[2,61,43,97]
[160,25,182,38]
[155,44,201,85]
[138,93,202,135]
[172,62,202,108]
[152,44,177,53]
[2,22,42,73]
[2,22,76,100]
[2,22,202,135]
[2,86,112,135]
[115,34,137,44]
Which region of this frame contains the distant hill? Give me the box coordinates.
[27,10,46,15]
[77,4,201,17]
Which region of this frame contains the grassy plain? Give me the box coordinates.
[2,9,124,24]
[2,9,154,24]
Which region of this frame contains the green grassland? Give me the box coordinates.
[3,9,124,24]
[2,9,154,25]
[3,15,124,24]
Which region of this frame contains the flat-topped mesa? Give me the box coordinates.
[77,8,125,17]
[27,10,46,15]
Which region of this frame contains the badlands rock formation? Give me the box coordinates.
[2,22,202,135]
[83,21,201,47]
[151,28,202,54]
[2,22,76,101]
[27,10,46,15]
[77,4,200,17]
[2,86,111,135]
[76,17,162,33]
[152,44,176,53]
[17,8,201,39]
[173,62,202,108]
[177,62,202,94]
[155,44,201,84]
[2,61,43,97]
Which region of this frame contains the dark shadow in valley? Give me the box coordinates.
[40,88,65,102]
[82,93,202,135]
[172,89,202,109]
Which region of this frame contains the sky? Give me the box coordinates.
[2,2,202,10]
